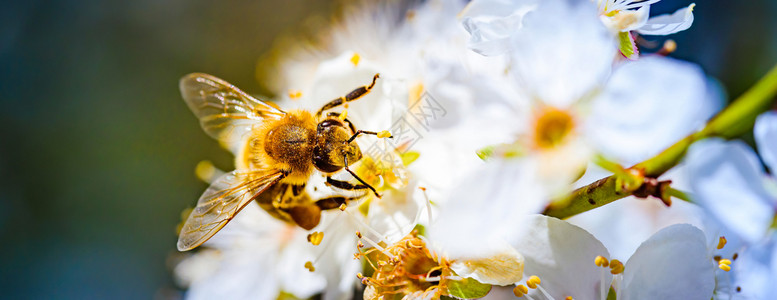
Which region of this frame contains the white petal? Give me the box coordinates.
[299,52,394,130]
[459,0,539,56]
[600,5,650,32]
[637,3,696,35]
[589,56,718,165]
[511,215,612,300]
[428,159,546,259]
[732,238,777,298]
[620,224,715,300]
[687,139,774,244]
[510,0,616,107]
[367,186,421,243]
[450,244,525,286]
[186,249,280,300]
[754,111,777,174]
[277,239,328,298]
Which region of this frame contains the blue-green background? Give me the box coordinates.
[0,0,775,298]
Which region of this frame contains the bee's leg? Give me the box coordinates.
[315,73,379,118]
[314,195,364,210]
[326,176,380,198]
[327,112,357,133]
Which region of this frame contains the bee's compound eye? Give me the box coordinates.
[318,119,343,130]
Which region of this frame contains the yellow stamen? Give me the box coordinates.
[304,261,315,272]
[719,259,732,266]
[288,90,302,99]
[594,256,609,268]
[356,231,363,238]
[663,40,677,53]
[610,259,624,274]
[377,130,392,138]
[526,276,541,289]
[565,297,574,300]
[194,160,217,183]
[307,231,324,246]
[513,285,529,297]
[339,204,348,211]
[718,264,731,272]
[350,53,360,66]
[338,110,348,120]
[717,236,727,249]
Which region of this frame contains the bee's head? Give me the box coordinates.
[342,139,363,166]
[313,118,363,173]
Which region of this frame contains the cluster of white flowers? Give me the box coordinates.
[173,0,776,299]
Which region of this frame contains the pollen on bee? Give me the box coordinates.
[304,261,316,272]
[338,110,348,120]
[307,231,324,246]
[350,53,361,66]
[288,90,303,99]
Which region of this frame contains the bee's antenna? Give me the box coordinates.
[347,130,392,143]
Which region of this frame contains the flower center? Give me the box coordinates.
[357,231,450,300]
[532,107,576,149]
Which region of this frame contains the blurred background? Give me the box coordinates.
[0,0,775,298]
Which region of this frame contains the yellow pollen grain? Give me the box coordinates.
[304,261,315,272]
[339,204,348,211]
[719,259,732,266]
[288,90,302,99]
[513,285,529,297]
[565,297,573,300]
[377,130,392,138]
[350,53,361,66]
[307,231,324,246]
[526,276,541,289]
[663,39,677,53]
[610,259,624,274]
[194,160,216,183]
[594,256,609,268]
[338,110,348,120]
[719,264,731,272]
[717,236,727,249]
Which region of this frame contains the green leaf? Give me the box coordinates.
[444,277,492,299]
[618,31,638,60]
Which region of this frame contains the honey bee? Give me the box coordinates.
[177,73,389,251]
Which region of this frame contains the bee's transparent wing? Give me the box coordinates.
[177,169,285,251]
[180,73,285,151]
